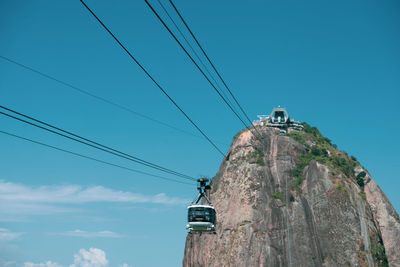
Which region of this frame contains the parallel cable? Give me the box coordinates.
[167,0,263,139]
[0,106,194,180]
[0,55,208,142]
[144,0,260,140]
[0,107,195,181]
[79,0,225,156]
[1,105,191,180]
[156,0,237,113]
[0,130,193,186]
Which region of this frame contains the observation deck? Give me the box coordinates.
[254,107,303,132]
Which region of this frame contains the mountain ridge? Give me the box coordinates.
[183,123,400,266]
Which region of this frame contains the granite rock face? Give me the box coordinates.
[183,127,400,267]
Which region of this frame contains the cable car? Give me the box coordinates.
[186,178,216,233]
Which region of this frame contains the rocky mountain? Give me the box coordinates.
[183,123,400,267]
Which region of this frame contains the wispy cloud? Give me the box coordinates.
[0,180,188,204]
[56,230,124,238]
[3,261,17,266]
[0,228,23,242]
[24,261,62,267]
[0,180,190,219]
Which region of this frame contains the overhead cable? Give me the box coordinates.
[0,106,195,181]
[0,130,193,186]
[144,0,260,140]
[79,0,225,157]
[0,55,208,142]
[156,0,238,113]
[169,0,258,126]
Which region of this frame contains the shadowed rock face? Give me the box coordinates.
[183,127,400,267]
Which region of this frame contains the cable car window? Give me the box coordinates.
[188,207,215,223]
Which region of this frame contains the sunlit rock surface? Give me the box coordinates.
[183,127,400,267]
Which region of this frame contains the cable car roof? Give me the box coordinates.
[187,204,214,209]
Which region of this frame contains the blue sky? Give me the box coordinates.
[0,0,399,266]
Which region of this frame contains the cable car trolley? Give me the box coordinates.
[187,178,216,234]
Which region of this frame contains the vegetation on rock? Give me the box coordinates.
[371,243,389,267]
[248,148,265,166]
[271,192,284,201]
[288,122,361,192]
[356,172,367,188]
[185,125,399,267]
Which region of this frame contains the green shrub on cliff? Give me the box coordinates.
[328,154,356,178]
[288,123,365,191]
[287,131,307,147]
[371,243,389,267]
[248,148,265,166]
[292,153,312,192]
[356,172,367,188]
[272,192,284,201]
[293,176,305,192]
[255,149,265,166]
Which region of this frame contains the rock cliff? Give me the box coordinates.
[183,124,400,267]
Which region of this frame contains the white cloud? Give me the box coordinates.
[0,180,188,204]
[3,261,17,266]
[0,228,23,242]
[0,180,189,218]
[57,230,123,238]
[23,248,132,267]
[24,261,62,267]
[70,248,108,267]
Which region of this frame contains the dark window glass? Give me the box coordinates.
[188,207,215,223]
